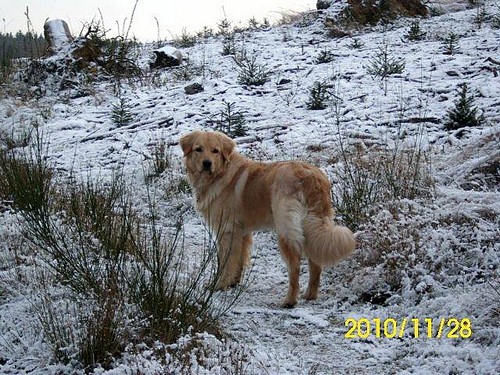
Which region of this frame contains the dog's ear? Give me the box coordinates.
[218,132,236,162]
[180,132,198,156]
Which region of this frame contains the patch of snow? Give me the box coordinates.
[1,2,499,374]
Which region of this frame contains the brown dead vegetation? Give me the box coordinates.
[341,0,428,26]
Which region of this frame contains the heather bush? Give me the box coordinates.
[0,129,246,371]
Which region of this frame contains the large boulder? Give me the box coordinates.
[317,0,334,10]
[150,46,183,68]
[44,19,73,55]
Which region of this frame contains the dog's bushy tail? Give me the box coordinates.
[302,215,356,266]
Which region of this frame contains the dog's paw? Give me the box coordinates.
[215,280,240,291]
[303,290,318,301]
[281,299,297,309]
[215,282,229,291]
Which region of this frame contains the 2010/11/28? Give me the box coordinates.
[344,317,472,339]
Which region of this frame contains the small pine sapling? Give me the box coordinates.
[442,32,460,55]
[445,83,484,130]
[349,38,365,49]
[111,97,134,127]
[492,4,500,29]
[367,46,405,79]
[218,17,235,56]
[315,49,335,64]
[405,20,426,41]
[234,53,269,86]
[208,102,248,138]
[306,81,330,110]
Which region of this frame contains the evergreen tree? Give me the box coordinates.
[405,20,426,41]
[209,102,248,138]
[445,83,484,130]
[111,97,134,127]
[306,81,330,110]
[442,32,460,55]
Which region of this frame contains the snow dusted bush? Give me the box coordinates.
[442,31,460,55]
[146,137,171,180]
[234,52,270,86]
[306,81,330,110]
[493,6,500,28]
[405,19,426,41]
[314,48,335,64]
[0,131,247,371]
[218,16,236,56]
[445,83,484,131]
[366,45,405,79]
[354,204,429,298]
[352,197,498,309]
[332,141,434,230]
[109,332,250,374]
[207,101,248,138]
[111,96,135,127]
[172,29,198,48]
[341,131,499,316]
[172,60,204,82]
[0,129,54,217]
[7,21,143,98]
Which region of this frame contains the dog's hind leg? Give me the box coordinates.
[303,259,322,300]
[278,236,301,308]
[273,197,306,307]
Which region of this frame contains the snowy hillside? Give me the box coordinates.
[0,1,499,374]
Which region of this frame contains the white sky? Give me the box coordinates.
[0,0,315,41]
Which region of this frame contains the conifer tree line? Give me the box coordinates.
[1,31,47,61]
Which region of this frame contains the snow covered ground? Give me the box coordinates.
[1,1,499,374]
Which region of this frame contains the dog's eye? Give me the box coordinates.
[195,147,203,153]
[212,149,220,154]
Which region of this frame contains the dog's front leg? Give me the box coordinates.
[215,231,245,290]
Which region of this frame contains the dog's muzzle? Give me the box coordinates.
[202,159,212,172]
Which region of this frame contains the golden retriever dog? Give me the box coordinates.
[180,131,356,307]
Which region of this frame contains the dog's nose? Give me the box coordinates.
[202,159,212,170]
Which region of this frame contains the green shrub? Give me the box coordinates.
[217,17,237,56]
[442,32,460,55]
[348,37,365,49]
[0,130,53,216]
[492,9,500,29]
[306,81,330,110]
[208,101,248,138]
[332,143,434,230]
[111,96,134,127]
[77,21,142,78]
[147,138,171,180]
[172,61,203,82]
[1,131,245,370]
[234,53,270,86]
[366,46,405,79]
[315,49,335,64]
[445,83,484,130]
[172,29,198,48]
[405,20,426,41]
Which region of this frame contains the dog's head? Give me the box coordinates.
[180,131,236,180]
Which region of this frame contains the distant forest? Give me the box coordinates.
[1,31,47,77]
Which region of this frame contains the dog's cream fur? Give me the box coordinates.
[180,131,355,307]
